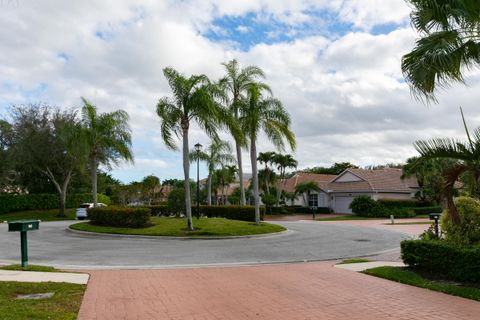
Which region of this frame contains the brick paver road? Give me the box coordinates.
[78,262,479,320]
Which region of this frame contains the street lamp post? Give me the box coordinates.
[194,143,202,220]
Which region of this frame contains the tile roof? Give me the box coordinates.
[282,172,337,193]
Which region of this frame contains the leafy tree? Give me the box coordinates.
[212,165,237,204]
[413,108,480,224]
[304,162,357,175]
[258,168,277,196]
[0,120,14,191]
[239,84,296,224]
[220,59,270,205]
[190,139,234,205]
[81,98,133,207]
[273,153,298,206]
[142,175,160,204]
[157,67,223,230]
[12,106,87,216]
[294,182,321,207]
[257,151,276,195]
[402,0,480,102]
[162,178,182,187]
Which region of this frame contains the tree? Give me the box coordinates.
[257,151,276,195]
[273,153,298,206]
[402,0,480,102]
[304,162,357,175]
[294,182,321,207]
[12,106,87,216]
[221,59,270,205]
[81,98,133,207]
[157,67,222,230]
[142,175,160,204]
[189,139,234,205]
[212,165,237,204]
[0,120,14,191]
[413,108,480,224]
[239,84,296,224]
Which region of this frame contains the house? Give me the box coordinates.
[283,168,419,214]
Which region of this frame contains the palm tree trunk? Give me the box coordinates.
[236,141,246,205]
[276,171,283,206]
[90,157,98,207]
[207,173,212,205]
[250,138,260,225]
[183,128,193,230]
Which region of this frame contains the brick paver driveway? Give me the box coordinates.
[78,262,479,320]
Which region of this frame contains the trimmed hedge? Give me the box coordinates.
[147,204,168,216]
[200,205,265,222]
[401,240,480,284]
[378,199,433,208]
[0,193,111,214]
[87,206,151,228]
[269,206,331,215]
[350,196,418,218]
[413,206,443,215]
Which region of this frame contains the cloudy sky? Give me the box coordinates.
[1,0,480,183]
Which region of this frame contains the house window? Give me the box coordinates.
[308,193,318,207]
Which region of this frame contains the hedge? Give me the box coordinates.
[412,206,443,215]
[147,204,169,216]
[401,240,480,284]
[378,199,433,208]
[0,193,112,214]
[269,206,331,215]
[87,206,151,228]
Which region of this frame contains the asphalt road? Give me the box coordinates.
[0,221,410,269]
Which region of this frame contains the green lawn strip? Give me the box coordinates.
[0,209,75,222]
[70,217,286,237]
[338,259,370,264]
[363,266,480,301]
[0,265,59,272]
[0,281,86,320]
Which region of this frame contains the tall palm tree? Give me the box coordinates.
[257,151,276,195]
[213,165,237,204]
[189,139,235,205]
[413,108,479,224]
[294,182,321,207]
[220,59,271,205]
[402,0,480,102]
[273,153,298,206]
[239,84,296,224]
[81,98,133,207]
[157,67,222,230]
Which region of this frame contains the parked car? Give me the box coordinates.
[76,203,107,220]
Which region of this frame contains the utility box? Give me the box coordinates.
[8,220,40,268]
[8,220,40,232]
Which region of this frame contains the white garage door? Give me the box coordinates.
[334,196,354,214]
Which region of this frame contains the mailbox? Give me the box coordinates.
[8,220,40,232]
[7,219,40,268]
[429,213,441,221]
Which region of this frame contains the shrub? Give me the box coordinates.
[167,188,186,216]
[87,206,151,228]
[200,205,265,222]
[350,196,382,217]
[413,206,443,215]
[441,197,480,245]
[378,199,433,208]
[401,239,480,284]
[147,205,169,216]
[269,206,331,215]
[0,193,111,214]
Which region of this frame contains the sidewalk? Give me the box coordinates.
[0,269,89,284]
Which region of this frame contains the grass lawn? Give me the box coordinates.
[0,265,60,272]
[0,281,86,320]
[364,266,480,301]
[0,209,75,222]
[70,217,286,237]
[338,259,370,264]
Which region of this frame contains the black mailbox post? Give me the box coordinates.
[429,213,441,239]
[8,220,40,268]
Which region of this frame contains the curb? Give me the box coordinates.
[65,226,291,240]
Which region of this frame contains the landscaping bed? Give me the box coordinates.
[0,281,86,320]
[69,217,286,237]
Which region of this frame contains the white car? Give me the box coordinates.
[76,203,107,220]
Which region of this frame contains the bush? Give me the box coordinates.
[401,239,480,284]
[378,199,433,208]
[269,206,331,215]
[0,193,111,214]
[167,188,186,216]
[146,205,169,216]
[350,196,416,218]
[441,197,480,245]
[200,205,265,222]
[87,206,151,228]
[413,206,443,215]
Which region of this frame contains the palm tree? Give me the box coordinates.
[239,84,296,224]
[257,151,276,195]
[402,0,480,102]
[157,67,222,230]
[190,139,235,205]
[294,182,321,207]
[213,165,237,204]
[220,59,271,205]
[81,98,133,207]
[413,108,479,224]
[273,153,298,206]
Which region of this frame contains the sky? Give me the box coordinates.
[1,0,480,183]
